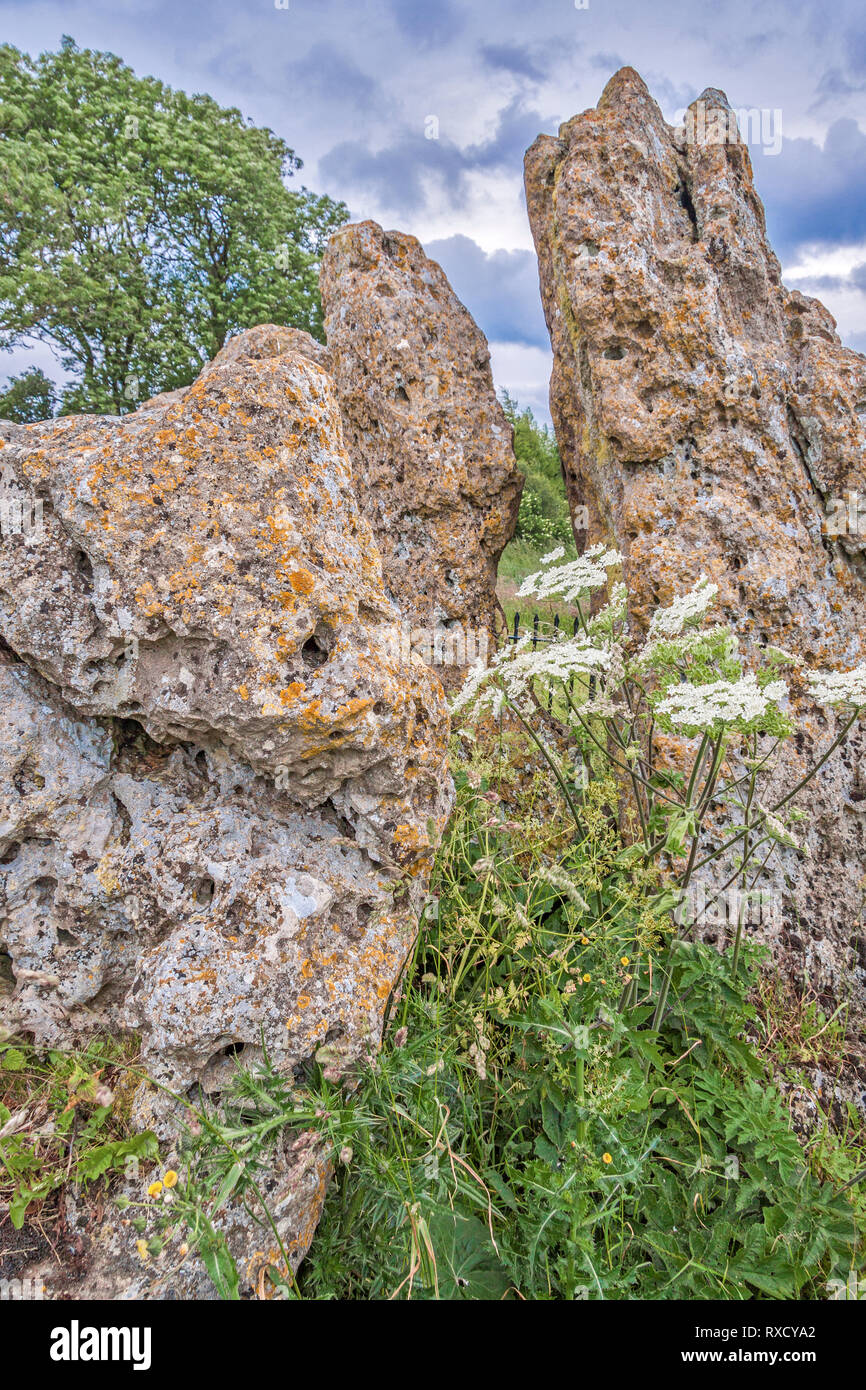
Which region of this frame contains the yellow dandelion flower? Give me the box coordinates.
[162,1170,178,1189]
[602,1152,613,1164]
[582,973,591,983]
[581,936,590,945]
[135,1239,149,1260]
[620,956,630,967]
[147,1180,163,1198]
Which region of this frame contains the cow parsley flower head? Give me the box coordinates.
[649,574,718,638]
[807,662,866,708]
[539,545,566,565]
[633,623,734,673]
[654,674,788,734]
[451,629,618,717]
[517,543,622,604]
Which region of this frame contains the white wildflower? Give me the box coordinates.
[450,659,489,715]
[633,623,734,672]
[587,582,628,638]
[539,545,566,565]
[517,543,622,603]
[806,662,866,708]
[649,574,718,638]
[453,627,618,717]
[655,674,787,731]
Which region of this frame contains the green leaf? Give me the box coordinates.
[422,1209,511,1301]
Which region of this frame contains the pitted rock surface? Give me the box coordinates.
[321,220,523,684]
[0,335,452,1291]
[525,68,866,1054]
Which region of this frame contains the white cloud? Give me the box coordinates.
[489,342,553,425]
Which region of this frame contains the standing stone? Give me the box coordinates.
[525,68,866,1041]
[0,330,452,1293]
[321,220,523,686]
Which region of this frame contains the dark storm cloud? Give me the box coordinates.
[283,43,380,111]
[759,120,866,256]
[849,263,866,293]
[480,42,546,83]
[465,97,549,171]
[812,21,866,103]
[389,0,463,49]
[426,235,548,347]
[320,133,467,215]
[320,97,549,216]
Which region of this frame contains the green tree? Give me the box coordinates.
[500,390,574,549]
[0,38,347,414]
[0,366,57,422]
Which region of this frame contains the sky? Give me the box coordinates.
[2,0,866,423]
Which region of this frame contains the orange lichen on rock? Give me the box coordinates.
[525,66,866,1018]
[0,323,454,1299]
[321,220,524,687]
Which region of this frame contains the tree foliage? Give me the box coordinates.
[0,366,57,422]
[500,389,574,550]
[0,38,347,414]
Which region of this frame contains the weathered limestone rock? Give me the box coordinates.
[525,69,866,1052]
[208,321,332,375]
[321,220,523,685]
[0,332,452,1291]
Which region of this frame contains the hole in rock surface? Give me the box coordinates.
[673,180,699,237]
[193,874,216,908]
[301,631,331,668]
[74,550,93,584]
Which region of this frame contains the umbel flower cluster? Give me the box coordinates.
[456,552,866,734]
[454,550,865,961]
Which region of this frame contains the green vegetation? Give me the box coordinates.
[297,746,859,1299]
[4,559,863,1300]
[497,393,577,632]
[0,1035,154,1231]
[500,390,574,554]
[0,37,346,415]
[0,366,58,422]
